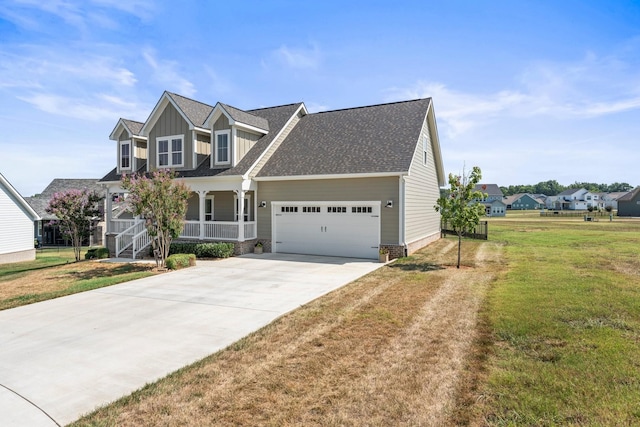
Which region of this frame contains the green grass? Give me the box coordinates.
[0,265,155,310]
[0,247,82,279]
[479,217,640,425]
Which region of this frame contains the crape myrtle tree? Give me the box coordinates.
[121,169,190,269]
[46,189,103,262]
[434,166,486,269]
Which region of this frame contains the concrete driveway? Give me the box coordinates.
[0,253,384,426]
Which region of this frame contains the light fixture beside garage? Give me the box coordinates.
[259,201,267,208]
[385,200,393,208]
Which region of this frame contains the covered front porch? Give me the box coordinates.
[104,177,259,258]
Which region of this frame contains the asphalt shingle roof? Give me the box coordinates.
[167,92,214,128]
[219,103,269,132]
[617,187,640,201]
[121,119,144,136]
[256,98,432,177]
[474,184,503,196]
[25,179,103,219]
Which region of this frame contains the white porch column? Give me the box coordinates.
[197,190,207,240]
[105,187,112,233]
[236,189,245,242]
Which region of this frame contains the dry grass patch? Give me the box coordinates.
[74,237,502,426]
[0,261,159,310]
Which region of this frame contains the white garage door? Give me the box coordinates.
[273,201,381,259]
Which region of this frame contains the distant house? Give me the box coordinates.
[553,188,589,210]
[0,173,39,264]
[504,193,545,210]
[617,187,640,217]
[25,179,105,246]
[474,184,506,217]
[601,192,629,210]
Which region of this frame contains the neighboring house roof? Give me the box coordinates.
[558,188,586,197]
[256,98,434,177]
[475,184,503,196]
[24,179,102,220]
[0,173,39,220]
[504,193,544,205]
[607,191,631,201]
[482,199,506,207]
[617,187,640,202]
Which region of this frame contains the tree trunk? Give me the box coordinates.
[457,231,462,269]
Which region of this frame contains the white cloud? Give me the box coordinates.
[387,52,640,138]
[142,49,196,97]
[0,0,155,32]
[272,44,322,69]
[17,92,145,121]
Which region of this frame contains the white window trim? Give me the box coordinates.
[119,140,132,172]
[214,129,231,165]
[205,195,215,221]
[234,194,251,221]
[156,134,184,168]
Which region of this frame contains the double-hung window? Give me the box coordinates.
[120,140,131,171]
[157,135,183,168]
[215,130,231,165]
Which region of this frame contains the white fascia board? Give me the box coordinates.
[109,119,126,141]
[243,103,307,179]
[0,173,40,220]
[253,171,407,182]
[203,103,226,128]
[193,126,211,134]
[425,100,446,187]
[234,122,268,135]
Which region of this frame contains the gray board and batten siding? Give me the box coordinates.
[148,102,193,170]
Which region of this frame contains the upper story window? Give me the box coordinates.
[157,135,183,168]
[120,140,131,171]
[215,130,231,165]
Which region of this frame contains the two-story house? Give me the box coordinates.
[552,188,589,210]
[473,184,506,217]
[504,193,545,210]
[100,92,446,260]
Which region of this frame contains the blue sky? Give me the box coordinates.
[1,0,639,196]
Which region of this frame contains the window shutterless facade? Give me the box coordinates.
[157,135,184,168]
[119,140,131,171]
[215,130,231,165]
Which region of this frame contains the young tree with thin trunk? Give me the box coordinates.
[46,189,103,262]
[434,166,486,268]
[121,170,190,269]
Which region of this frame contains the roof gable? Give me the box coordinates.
[109,118,145,140]
[141,91,213,135]
[205,103,270,133]
[618,186,640,202]
[256,98,434,178]
[0,173,39,220]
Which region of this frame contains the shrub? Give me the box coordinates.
[605,206,613,213]
[169,242,234,259]
[85,247,110,260]
[165,253,196,270]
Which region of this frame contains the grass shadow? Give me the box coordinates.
[67,264,154,281]
[388,260,445,272]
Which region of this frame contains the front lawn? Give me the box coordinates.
[0,248,159,310]
[473,216,640,425]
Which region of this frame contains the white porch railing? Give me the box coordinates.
[110,219,135,234]
[115,220,146,257]
[132,228,151,260]
[180,221,256,241]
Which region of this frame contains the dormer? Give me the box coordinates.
[140,91,213,171]
[204,103,269,169]
[109,118,148,174]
